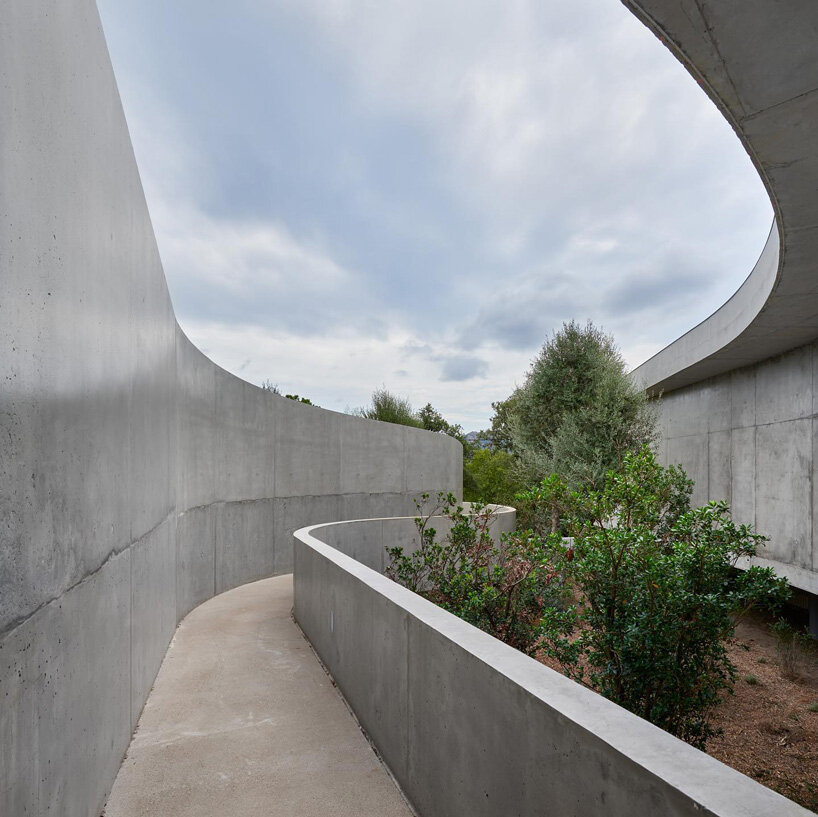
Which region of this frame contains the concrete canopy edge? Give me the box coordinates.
[625,0,818,394]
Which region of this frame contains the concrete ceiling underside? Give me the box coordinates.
[627,0,818,395]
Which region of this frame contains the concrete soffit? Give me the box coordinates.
[626,0,818,395]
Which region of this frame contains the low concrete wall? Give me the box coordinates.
[309,503,517,573]
[0,4,460,816]
[293,512,809,817]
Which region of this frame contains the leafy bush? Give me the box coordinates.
[542,447,789,747]
[356,388,423,427]
[463,448,524,506]
[285,393,314,405]
[514,473,580,537]
[385,493,573,655]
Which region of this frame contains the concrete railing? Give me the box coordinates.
[293,511,809,817]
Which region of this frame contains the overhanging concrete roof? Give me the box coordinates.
[628,0,818,395]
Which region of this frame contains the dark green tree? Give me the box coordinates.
[418,403,465,443]
[479,391,520,453]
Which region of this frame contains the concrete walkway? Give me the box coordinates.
[104,575,413,817]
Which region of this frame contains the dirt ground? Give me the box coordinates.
[708,612,818,812]
[537,610,818,812]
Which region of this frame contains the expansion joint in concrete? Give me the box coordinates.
[0,510,174,641]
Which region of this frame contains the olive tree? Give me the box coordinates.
[510,320,656,488]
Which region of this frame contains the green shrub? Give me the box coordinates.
[385,493,573,656]
[463,448,524,506]
[545,447,789,747]
[356,388,423,427]
[514,473,580,537]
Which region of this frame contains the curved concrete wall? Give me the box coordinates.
[625,1,818,595]
[0,4,460,816]
[293,515,809,817]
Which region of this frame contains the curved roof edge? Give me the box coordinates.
[626,0,818,395]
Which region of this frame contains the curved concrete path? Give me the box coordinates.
[103,576,413,817]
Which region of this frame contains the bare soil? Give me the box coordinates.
[709,612,818,812]
[537,610,818,812]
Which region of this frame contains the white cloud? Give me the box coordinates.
[100,0,774,429]
[113,71,370,336]
[154,203,351,298]
[185,319,532,429]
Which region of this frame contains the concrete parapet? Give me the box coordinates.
[294,512,810,817]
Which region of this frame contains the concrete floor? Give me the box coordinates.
[104,575,413,817]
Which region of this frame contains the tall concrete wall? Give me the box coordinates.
[0,4,460,816]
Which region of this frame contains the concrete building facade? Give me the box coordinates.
[4,0,818,815]
[628,1,818,607]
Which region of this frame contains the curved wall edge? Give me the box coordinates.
[626,0,818,393]
[632,224,779,394]
[0,4,460,816]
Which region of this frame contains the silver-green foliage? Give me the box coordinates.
[356,388,423,427]
[511,320,656,488]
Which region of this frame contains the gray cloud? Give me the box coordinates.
[604,261,713,316]
[439,355,489,382]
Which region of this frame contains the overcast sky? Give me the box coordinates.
[97,0,772,430]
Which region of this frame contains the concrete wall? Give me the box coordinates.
[293,517,810,817]
[0,4,460,816]
[653,341,818,595]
